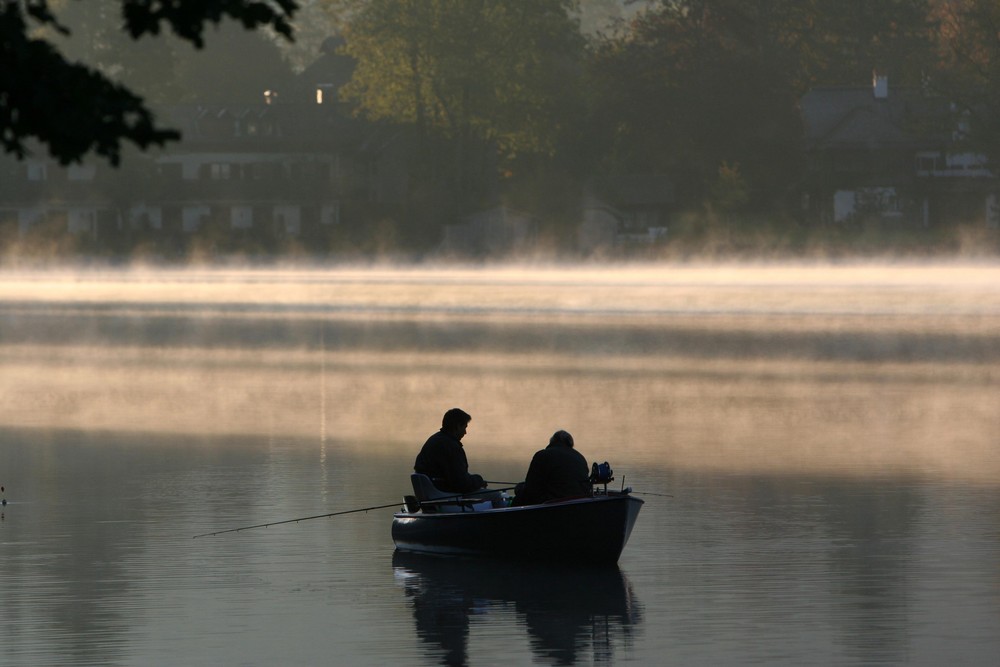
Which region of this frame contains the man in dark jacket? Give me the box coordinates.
[512,430,591,506]
[414,408,487,494]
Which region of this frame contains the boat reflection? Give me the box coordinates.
[392,551,643,666]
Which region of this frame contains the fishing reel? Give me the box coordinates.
[590,461,614,485]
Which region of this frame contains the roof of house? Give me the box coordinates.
[800,85,951,149]
[160,103,367,151]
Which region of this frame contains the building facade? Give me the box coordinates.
[800,75,999,229]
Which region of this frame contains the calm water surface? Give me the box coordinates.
[1,264,998,666]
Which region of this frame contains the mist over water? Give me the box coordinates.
[1,262,998,480]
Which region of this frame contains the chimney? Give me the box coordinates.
[872,71,888,99]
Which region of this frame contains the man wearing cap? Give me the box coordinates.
[512,430,591,506]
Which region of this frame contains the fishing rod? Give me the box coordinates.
[617,473,673,498]
[192,501,404,539]
[421,486,517,504]
[192,486,518,539]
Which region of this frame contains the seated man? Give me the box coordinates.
[512,430,591,506]
[414,408,487,494]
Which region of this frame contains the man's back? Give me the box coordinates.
[414,430,483,493]
[519,445,590,504]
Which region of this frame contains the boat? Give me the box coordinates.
[391,474,644,564]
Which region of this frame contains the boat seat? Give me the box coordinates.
[410,474,493,513]
[410,473,456,502]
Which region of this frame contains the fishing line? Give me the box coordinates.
[193,501,404,538]
[192,486,518,539]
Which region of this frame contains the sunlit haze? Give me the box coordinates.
[2,262,997,482]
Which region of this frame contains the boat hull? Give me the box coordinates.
[391,494,644,564]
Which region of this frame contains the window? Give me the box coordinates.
[26,162,47,181]
[320,202,340,225]
[182,206,210,232]
[67,164,96,181]
[231,206,253,229]
[210,163,232,180]
[916,153,944,173]
[316,84,333,105]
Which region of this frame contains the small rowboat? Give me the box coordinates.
[391,475,644,564]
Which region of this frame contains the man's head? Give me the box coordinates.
[442,408,472,440]
[549,430,574,448]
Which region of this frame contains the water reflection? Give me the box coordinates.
[713,476,925,664]
[392,551,642,666]
[0,434,154,666]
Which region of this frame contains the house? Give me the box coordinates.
[150,102,365,238]
[0,36,420,256]
[799,74,999,228]
[0,155,116,241]
[578,174,674,253]
[0,103,407,255]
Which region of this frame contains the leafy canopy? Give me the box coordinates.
[0,0,299,165]
[339,0,584,159]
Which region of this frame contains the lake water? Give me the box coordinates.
[1,263,998,666]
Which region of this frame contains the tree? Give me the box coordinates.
[781,0,936,90]
[170,22,296,105]
[335,0,585,204]
[40,1,294,107]
[589,0,808,207]
[0,0,299,166]
[931,0,1000,165]
[588,0,937,210]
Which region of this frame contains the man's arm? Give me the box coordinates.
[442,441,484,493]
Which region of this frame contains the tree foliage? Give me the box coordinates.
[7,0,1000,246]
[588,0,938,209]
[1,0,299,165]
[802,0,938,86]
[932,0,1000,164]
[337,0,585,191]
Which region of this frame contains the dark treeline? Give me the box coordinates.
[7,0,1000,260]
[334,0,999,234]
